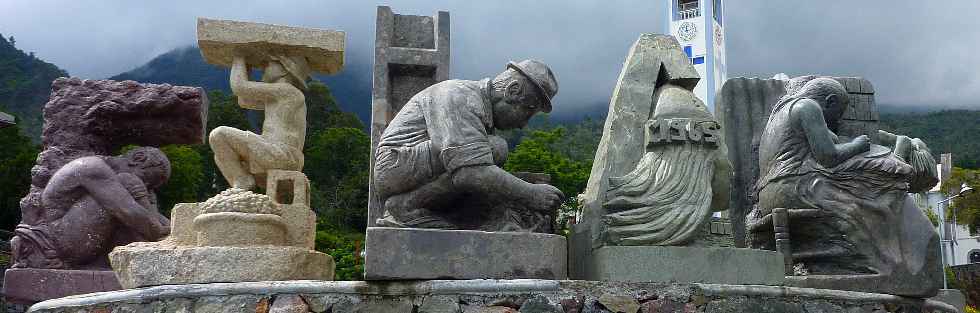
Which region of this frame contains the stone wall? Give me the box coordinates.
[28,280,957,313]
[951,263,980,308]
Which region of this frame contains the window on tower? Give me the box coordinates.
[675,0,700,20]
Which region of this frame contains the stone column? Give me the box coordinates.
[367,6,450,227]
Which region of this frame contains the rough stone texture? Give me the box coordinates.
[197,18,345,74]
[745,77,941,297]
[6,78,205,307]
[569,226,783,285]
[1,269,121,305]
[109,244,333,288]
[28,280,958,313]
[931,289,966,313]
[364,227,567,280]
[109,171,332,288]
[579,33,705,250]
[270,295,310,313]
[368,6,450,227]
[715,76,877,246]
[951,263,980,308]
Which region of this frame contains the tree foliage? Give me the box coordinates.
[0,120,37,231]
[154,145,204,216]
[0,33,69,141]
[879,110,980,169]
[944,167,980,232]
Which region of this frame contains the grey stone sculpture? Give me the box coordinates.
[602,85,731,245]
[745,77,942,297]
[373,59,563,232]
[569,33,784,285]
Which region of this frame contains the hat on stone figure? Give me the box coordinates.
[652,85,715,122]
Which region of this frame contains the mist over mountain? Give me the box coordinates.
[110,46,373,124]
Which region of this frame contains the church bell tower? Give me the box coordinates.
[666,0,727,111]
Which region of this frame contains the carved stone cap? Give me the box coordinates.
[197,17,345,74]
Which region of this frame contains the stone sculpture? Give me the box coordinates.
[745,77,942,297]
[372,59,564,232]
[108,18,344,288]
[602,85,731,246]
[569,34,784,285]
[3,78,206,306]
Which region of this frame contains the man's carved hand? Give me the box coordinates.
[526,184,564,212]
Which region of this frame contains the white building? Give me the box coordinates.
[665,0,727,111]
[919,156,980,265]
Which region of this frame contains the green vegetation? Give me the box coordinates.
[0,118,37,231]
[879,110,980,169]
[943,167,980,231]
[0,34,69,141]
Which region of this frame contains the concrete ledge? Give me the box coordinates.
[29,280,958,313]
[572,245,785,285]
[2,269,121,305]
[364,227,567,280]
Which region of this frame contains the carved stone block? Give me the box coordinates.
[197,18,345,74]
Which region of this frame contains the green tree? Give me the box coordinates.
[0,120,37,231]
[154,145,204,215]
[305,127,370,231]
[196,90,250,198]
[944,167,980,232]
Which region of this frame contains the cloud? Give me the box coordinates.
[1,0,977,116]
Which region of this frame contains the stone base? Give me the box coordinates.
[784,273,942,298]
[109,244,333,288]
[2,269,121,305]
[931,289,966,313]
[570,244,786,285]
[28,280,958,313]
[364,227,567,280]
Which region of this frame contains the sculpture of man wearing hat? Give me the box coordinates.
[374,60,564,232]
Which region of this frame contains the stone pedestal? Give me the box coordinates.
[109,170,333,288]
[931,289,966,313]
[364,227,566,280]
[27,280,959,313]
[2,269,121,305]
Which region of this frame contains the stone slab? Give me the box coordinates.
[364,227,566,280]
[197,18,345,74]
[108,245,333,288]
[570,242,785,285]
[28,280,957,313]
[2,269,121,305]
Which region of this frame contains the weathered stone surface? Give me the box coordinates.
[715,76,878,246]
[368,6,450,227]
[109,244,333,288]
[1,269,121,305]
[419,295,461,313]
[27,280,958,313]
[270,295,309,313]
[930,289,965,313]
[579,33,709,250]
[364,227,567,280]
[197,18,344,74]
[0,111,14,128]
[596,294,638,313]
[951,263,980,308]
[746,77,941,297]
[7,78,205,306]
[570,228,783,285]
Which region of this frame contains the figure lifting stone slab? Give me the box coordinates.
[373,60,564,232]
[108,18,344,288]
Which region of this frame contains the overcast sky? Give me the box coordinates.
[2,0,978,115]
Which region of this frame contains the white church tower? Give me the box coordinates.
[666,0,727,110]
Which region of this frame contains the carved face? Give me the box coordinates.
[491,72,544,130]
[122,147,171,190]
[261,61,288,84]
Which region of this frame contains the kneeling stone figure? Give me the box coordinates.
[374,60,564,232]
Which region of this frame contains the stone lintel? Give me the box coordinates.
[364,227,567,280]
[197,17,345,74]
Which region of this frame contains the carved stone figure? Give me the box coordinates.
[3,78,206,306]
[602,85,731,246]
[745,77,942,297]
[11,148,171,269]
[209,54,311,190]
[372,60,563,232]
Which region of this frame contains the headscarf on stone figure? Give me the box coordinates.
[269,55,312,90]
[601,85,722,246]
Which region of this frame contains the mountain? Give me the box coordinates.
[0,34,69,141]
[879,110,980,169]
[110,46,373,124]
